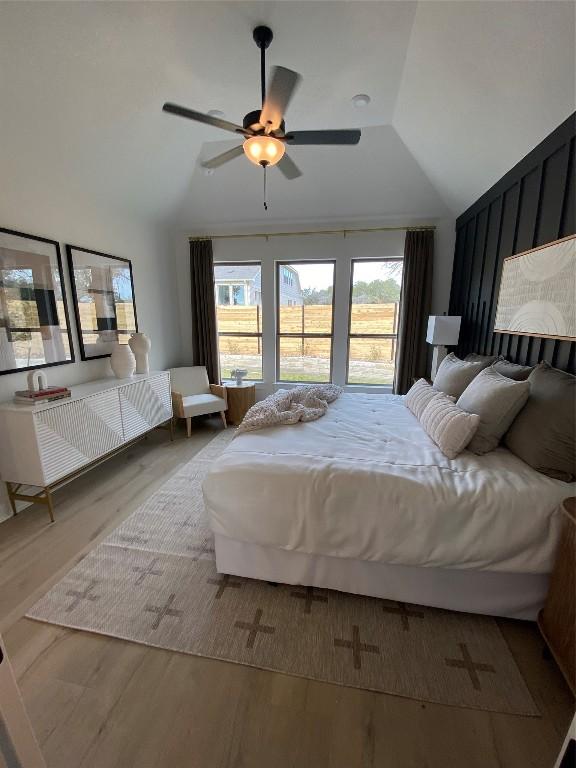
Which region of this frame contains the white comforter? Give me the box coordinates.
[203,394,574,574]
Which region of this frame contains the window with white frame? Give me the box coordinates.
[347,259,403,386]
[214,255,403,387]
[216,283,246,306]
[276,261,335,383]
[214,262,262,380]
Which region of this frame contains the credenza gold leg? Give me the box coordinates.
[5,482,55,523]
[6,482,18,517]
[44,488,55,524]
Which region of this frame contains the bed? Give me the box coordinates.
[203,393,574,619]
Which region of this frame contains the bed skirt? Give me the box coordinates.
[214,534,548,621]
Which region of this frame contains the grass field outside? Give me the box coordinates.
[220,353,396,385]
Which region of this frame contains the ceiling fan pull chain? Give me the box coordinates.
[263,165,268,211]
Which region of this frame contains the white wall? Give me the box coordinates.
[0,203,181,522]
[174,217,456,397]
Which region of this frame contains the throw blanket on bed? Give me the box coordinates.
[235,384,342,434]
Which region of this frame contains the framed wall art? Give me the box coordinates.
[67,245,138,360]
[0,227,74,376]
[494,234,576,341]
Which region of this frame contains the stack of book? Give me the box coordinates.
[14,386,72,404]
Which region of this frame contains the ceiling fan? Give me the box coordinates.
[162,25,361,201]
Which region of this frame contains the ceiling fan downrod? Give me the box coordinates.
[253,26,274,211]
[253,26,273,107]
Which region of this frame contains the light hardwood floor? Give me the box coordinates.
[0,420,573,768]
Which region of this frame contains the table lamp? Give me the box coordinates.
[427,316,461,379]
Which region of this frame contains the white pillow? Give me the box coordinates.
[457,366,530,454]
[404,378,439,420]
[432,353,490,398]
[419,392,480,459]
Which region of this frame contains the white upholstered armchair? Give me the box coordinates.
[169,367,227,437]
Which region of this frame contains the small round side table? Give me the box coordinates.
[224,382,256,425]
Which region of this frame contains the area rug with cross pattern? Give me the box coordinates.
[27,430,538,716]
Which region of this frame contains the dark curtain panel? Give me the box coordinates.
[394,230,434,394]
[190,239,219,384]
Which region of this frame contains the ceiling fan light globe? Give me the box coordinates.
[250,141,262,159]
[243,135,285,167]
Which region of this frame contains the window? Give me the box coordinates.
[282,267,295,287]
[217,284,230,306]
[216,284,246,306]
[277,261,335,383]
[214,263,262,380]
[232,285,245,305]
[347,259,403,385]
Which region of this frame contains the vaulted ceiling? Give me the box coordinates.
[0,1,574,229]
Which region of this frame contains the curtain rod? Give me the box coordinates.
[188,225,436,242]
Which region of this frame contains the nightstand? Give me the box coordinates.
[538,497,576,695]
[224,382,256,425]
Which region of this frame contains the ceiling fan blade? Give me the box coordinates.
[259,67,302,131]
[201,145,244,169]
[163,103,249,135]
[285,129,361,145]
[276,154,302,180]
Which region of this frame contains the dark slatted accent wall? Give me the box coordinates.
[449,112,576,374]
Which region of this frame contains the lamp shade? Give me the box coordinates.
[426,315,461,345]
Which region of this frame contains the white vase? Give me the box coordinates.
[110,344,136,379]
[128,332,151,374]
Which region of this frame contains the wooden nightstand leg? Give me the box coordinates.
[186,417,192,438]
[538,498,576,695]
[220,411,227,428]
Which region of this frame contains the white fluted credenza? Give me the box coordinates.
[0,371,172,522]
